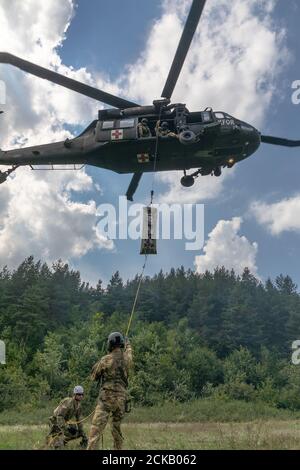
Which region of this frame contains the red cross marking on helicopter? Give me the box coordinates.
[137,153,150,163]
[111,129,123,140]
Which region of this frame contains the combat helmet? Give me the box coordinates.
[73,385,84,395]
[107,331,125,352]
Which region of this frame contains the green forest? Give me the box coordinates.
[1,256,300,415]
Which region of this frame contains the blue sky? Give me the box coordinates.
[1,0,300,287]
[61,0,162,77]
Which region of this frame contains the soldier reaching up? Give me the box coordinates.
[87,332,133,450]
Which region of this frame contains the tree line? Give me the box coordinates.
[1,256,300,412]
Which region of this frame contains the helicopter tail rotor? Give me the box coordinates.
[0,165,19,184]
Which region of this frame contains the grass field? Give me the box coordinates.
[1,421,300,450]
[1,399,300,450]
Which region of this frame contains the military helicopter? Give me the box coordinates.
[1,0,300,201]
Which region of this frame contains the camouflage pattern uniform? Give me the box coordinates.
[87,341,133,450]
[47,397,87,449]
[137,122,151,138]
[155,121,177,138]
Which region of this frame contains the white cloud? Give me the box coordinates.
[251,196,300,235]
[0,0,124,149]
[156,168,233,204]
[0,0,116,268]
[0,167,113,267]
[195,217,258,276]
[125,0,286,123]
[0,0,85,147]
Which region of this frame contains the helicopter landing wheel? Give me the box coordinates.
[214,167,222,177]
[181,175,195,187]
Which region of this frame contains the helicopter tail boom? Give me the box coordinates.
[0,140,87,167]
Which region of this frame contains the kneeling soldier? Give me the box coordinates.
[47,385,88,449]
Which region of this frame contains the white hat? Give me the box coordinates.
[73,385,84,395]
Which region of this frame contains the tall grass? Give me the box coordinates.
[1,421,300,450]
[1,398,300,426]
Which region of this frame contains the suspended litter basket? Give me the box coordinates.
[140,206,157,255]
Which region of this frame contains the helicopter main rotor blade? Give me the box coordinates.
[0,52,139,109]
[126,173,143,201]
[161,0,207,100]
[261,135,300,147]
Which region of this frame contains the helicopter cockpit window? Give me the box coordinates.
[102,121,115,130]
[215,112,225,119]
[201,111,213,122]
[119,119,135,129]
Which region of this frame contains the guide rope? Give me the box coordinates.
[125,255,148,337]
[41,110,164,451]
[67,409,95,426]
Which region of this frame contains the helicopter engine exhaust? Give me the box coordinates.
[99,106,157,120]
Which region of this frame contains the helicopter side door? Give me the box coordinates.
[95,118,138,142]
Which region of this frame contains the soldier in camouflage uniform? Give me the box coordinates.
[47,385,88,449]
[87,332,133,450]
[155,120,178,138]
[137,118,151,138]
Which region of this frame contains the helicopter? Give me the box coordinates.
[1,0,300,201]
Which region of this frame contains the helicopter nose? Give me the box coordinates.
[239,123,260,140]
[252,128,261,144]
[243,128,261,155]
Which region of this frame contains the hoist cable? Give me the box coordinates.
[149,106,163,205]
[125,106,164,335]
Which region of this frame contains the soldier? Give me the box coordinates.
[137,118,151,138]
[46,385,88,449]
[155,120,178,138]
[87,332,133,450]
